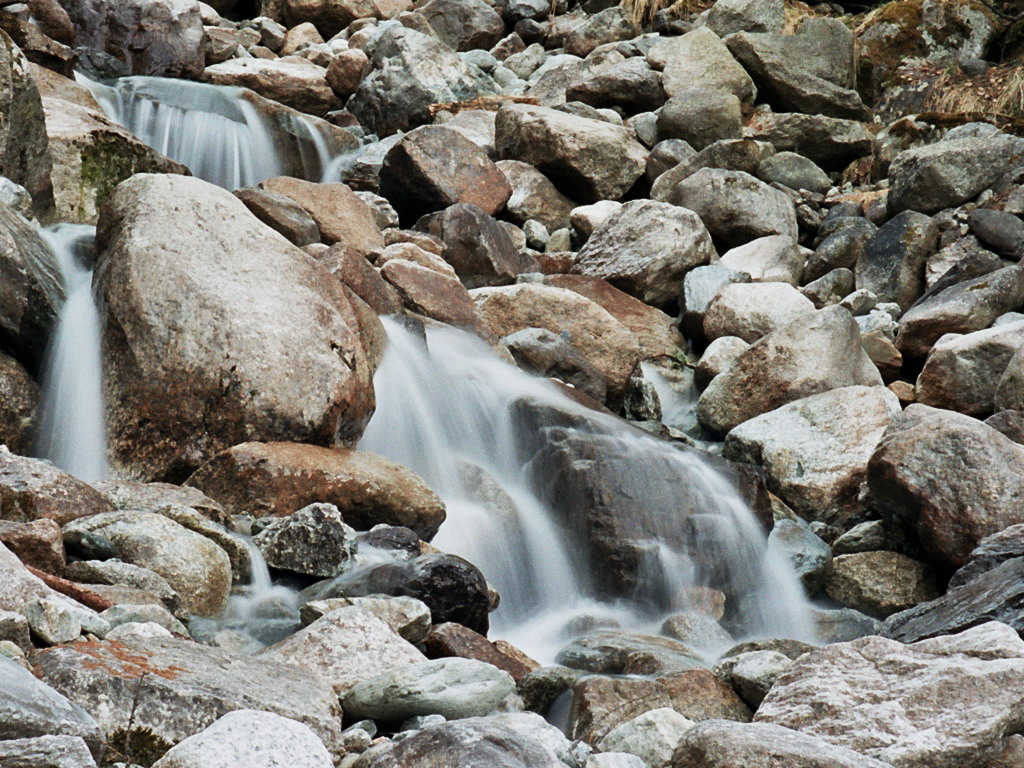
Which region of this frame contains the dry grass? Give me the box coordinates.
[781,0,821,33]
[620,0,712,30]
[924,64,1024,118]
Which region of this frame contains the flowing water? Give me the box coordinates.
[35,225,108,483]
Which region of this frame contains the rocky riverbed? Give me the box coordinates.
[3,0,1024,766]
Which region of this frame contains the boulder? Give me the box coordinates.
[348,26,499,137]
[571,200,715,308]
[671,720,893,768]
[646,27,755,102]
[917,320,1024,415]
[756,152,831,195]
[703,283,816,344]
[697,307,883,436]
[302,595,432,643]
[887,136,1017,215]
[968,208,1024,256]
[823,551,940,619]
[695,336,749,388]
[379,126,511,224]
[0,351,35,454]
[766,520,831,594]
[234,187,320,247]
[471,283,641,400]
[62,511,231,617]
[0,735,97,768]
[261,606,427,695]
[668,168,797,247]
[185,442,445,539]
[497,160,576,232]
[557,631,706,676]
[855,211,938,312]
[718,235,803,285]
[866,406,1024,570]
[715,650,793,709]
[252,503,356,578]
[495,103,647,203]
[317,243,402,315]
[343,657,515,722]
[32,634,344,759]
[756,622,1024,768]
[0,449,112,526]
[95,174,375,482]
[380,258,487,334]
[656,89,743,152]
[20,597,82,645]
[202,57,340,116]
[419,0,504,51]
[0,518,65,575]
[502,327,607,402]
[705,0,784,35]
[598,708,694,768]
[151,710,333,768]
[680,265,751,341]
[746,112,873,171]
[280,0,412,37]
[562,7,637,58]
[0,542,70,613]
[43,98,188,225]
[564,57,666,115]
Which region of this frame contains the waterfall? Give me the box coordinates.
[360,318,816,662]
[35,225,108,483]
[80,75,347,190]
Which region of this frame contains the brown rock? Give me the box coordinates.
[185,441,446,539]
[326,48,368,96]
[259,176,384,256]
[569,670,752,744]
[0,449,113,526]
[92,481,229,526]
[471,283,641,401]
[29,64,101,111]
[202,57,341,116]
[824,551,940,619]
[379,126,511,225]
[0,10,75,76]
[496,159,576,232]
[283,0,413,37]
[381,259,487,335]
[0,351,37,454]
[317,244,403,315]
[234,187,320,247]
[424,622,532,681]
[279,21,324,56]
[28,0,76,46]
[0,518,64,575]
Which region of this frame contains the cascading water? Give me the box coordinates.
[360,318,817,662]
[80,75,353,190]
[35,225,108,483]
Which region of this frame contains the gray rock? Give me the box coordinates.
[756,622,1024,767]
[20,598,81,645]
[801,268,855,308]
[704,282,815,344]
[252,502,356,579]
[0,655,101,756]
[656,88,742,152]
[695,336,749,388]
[645,139,697,185]
[572,200,715,308]
[887,136,1017,215]
[669,168,797,247]
[671,720,894,767]
[661,613,734,653]
[996,347,1024,413]
[917,320,1024,415]
[715,650,793,709]
[556,630,705,676]
[234,188,320,247]
[767,520,832,594]
[681,265,751,340]
[0,541,68,614]
[951,524,1024,589]
[65,560,180,612]
[824,551,940,620]
[811,606,884,644]
[985,409,1024,444]
[497,160,576,232]
[969,208,1024,256]
[647,27,755,102]
[565,58,666,115]
[831,520,903,556]
[0,609,31,653]
[705,0,784,36]
[495,103,647,203]
[855,211,939,312]
[718,235,803,285]
[563,7,637,58]
[747,111,873,172]
[99,603,187,635]
[896,265,1024,358]
[343,657,515,722]
[150,709,333,768]
[0,735,97,768]
[597,707,694,768]
[756,152,831,194]
[588,753,646,768]
[419,0,504,52]
[300,595,432,644]
[698,308,883,437]
[502,327,607,402]
[867,405,1024,570]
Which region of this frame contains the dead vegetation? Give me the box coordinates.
[923,63,1024,119]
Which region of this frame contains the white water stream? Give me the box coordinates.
[35,225,108,483]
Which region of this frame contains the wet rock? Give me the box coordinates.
[33,633,344,759]
[572,200,715,308]
[63,511,231,617]
[824,551,940,619]
[348,26,499,137]
[97,175,374,481]
[495,103,646,203]
[756,622,1024,768]
[186,442,446,539]
[867,405,1024,570]
[569,670,751,744]
[416,203,535,288]
[648,27,755,103]
[344,657,515,722]
[831,519,903,556]
[502,327,607,402]
[756,152,831,195]
[419,0,504,51]
[917,320,1024,415]
[497,160,575,232]
[669,168,797,247]
[747,112,873,172]
[234,187,320,247]
[380,258,486,333]
[0,518,64,574]
[766,520,831,594]
[718,235,803,285]
[704,283,815,344]
[855,211,938,312]
[150,709,333,768]
[565,57,666,115]
[968,208,1024,256]
[897,265,1024,358]
[379,126,511,225]
[697,307,882,437]
[472,283,641,401]
[203,57,340,116]
[598,708,693,768]
[671,720,893,768]
[887,136,1017,215]
[656,89,742,152]
[0,449,112,526]
[0,735,98,768]
[557,631,705,676]
[425,622,533,681]
[252,503,357,579]
[60,0,204,78]
[0,655,101,756]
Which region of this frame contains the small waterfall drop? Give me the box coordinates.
[35,225,107,483]
[80,75,346,190]
[361,318,816,662]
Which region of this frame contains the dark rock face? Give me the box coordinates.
[855,211,938,311]
[0,350,37,452]
[419,0,505,52]
[0,449,113,526]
